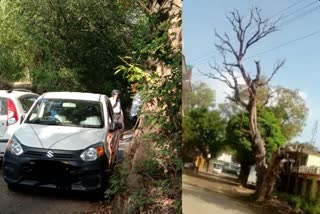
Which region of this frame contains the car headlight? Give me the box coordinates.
[6,136,24,156]
[80,144,104,162]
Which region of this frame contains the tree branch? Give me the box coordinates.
[261,60,285,86]
[243,7,279,57]
[261,85,276,107]
[215,30,239,61]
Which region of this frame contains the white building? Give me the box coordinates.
[217,153,232,163]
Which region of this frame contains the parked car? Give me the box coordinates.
[2,92,122,195]
[223,162,240,176]
[0,89,39,162]
[212,162,223,174]
[184,162,194,169]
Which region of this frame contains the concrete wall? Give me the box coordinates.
[307,154,320,167]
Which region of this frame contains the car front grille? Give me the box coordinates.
[24,150,76,160]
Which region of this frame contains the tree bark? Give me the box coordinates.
[248,97,268,196]
[257,150,284,201]
[239,162,251,187]
[206,8,285,202]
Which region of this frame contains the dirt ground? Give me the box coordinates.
[182,169,303,214]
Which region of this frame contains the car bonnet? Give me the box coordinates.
[14,124,106,150]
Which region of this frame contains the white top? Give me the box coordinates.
[110,97,122,114]
[130,92,142,117]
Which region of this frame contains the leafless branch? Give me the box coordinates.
[215,30,239,61]
[208,7,283,111]
[205,64,235,89]
[243,7,280,57]
[261,59,285,85]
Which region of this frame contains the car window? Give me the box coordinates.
[0,98,7,115]
[25,98,104,128]
[19,95,38,112]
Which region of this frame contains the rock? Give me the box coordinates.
[127,173,144,190]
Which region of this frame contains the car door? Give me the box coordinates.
[0,97,8,138]
[106,98,120,164]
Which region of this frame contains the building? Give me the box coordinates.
[216,153,232,163]
[278,149,320,200]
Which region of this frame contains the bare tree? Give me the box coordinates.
[204,8,285,200]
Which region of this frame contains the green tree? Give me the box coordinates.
[0,0,133,102]
[221,85,308,141]
[271,87,308,141]
[110,0,182,212]
[225,108,286,186]
[186,82,215,110]
[183,108,226,162]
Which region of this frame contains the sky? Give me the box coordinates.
[183,0,320,145]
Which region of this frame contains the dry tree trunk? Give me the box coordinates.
[112,1,182,213]
[256,145,304,201]
[205,8,285,201]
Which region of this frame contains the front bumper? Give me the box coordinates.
[3,145,109,192]
[0,139,8,158]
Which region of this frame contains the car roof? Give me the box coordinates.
[0,90,38,99]
[42,92,103,102]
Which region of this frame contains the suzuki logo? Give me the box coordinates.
[46,150,54,158]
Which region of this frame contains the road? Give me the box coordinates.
[183,182,256,214]
[0,131,133,214]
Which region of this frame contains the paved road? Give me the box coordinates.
[0,131,133,214]
[183,182,256,214]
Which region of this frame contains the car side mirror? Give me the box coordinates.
[20,115,25,124]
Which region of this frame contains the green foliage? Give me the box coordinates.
[225,111,254,165]
[235,84,308,141]
[112,0,182,212]
[270,87,308,141]
[183,108,227,159]
[186,82,216,110]
[225,108,286,164]
[258,108,287,160]
[128,188,153,214]
[0,0,133,102]
[276,192,320,214]
[109,163,129,196]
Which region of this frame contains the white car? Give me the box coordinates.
[2,92,122,195]
[212,162,223,174]
[0,89,39,161]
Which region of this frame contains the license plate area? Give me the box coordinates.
[24,160,79,183]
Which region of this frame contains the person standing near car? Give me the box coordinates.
[110,89,124,138]
[129,92,142,126]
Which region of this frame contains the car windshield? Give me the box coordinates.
[25,98,104,128]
